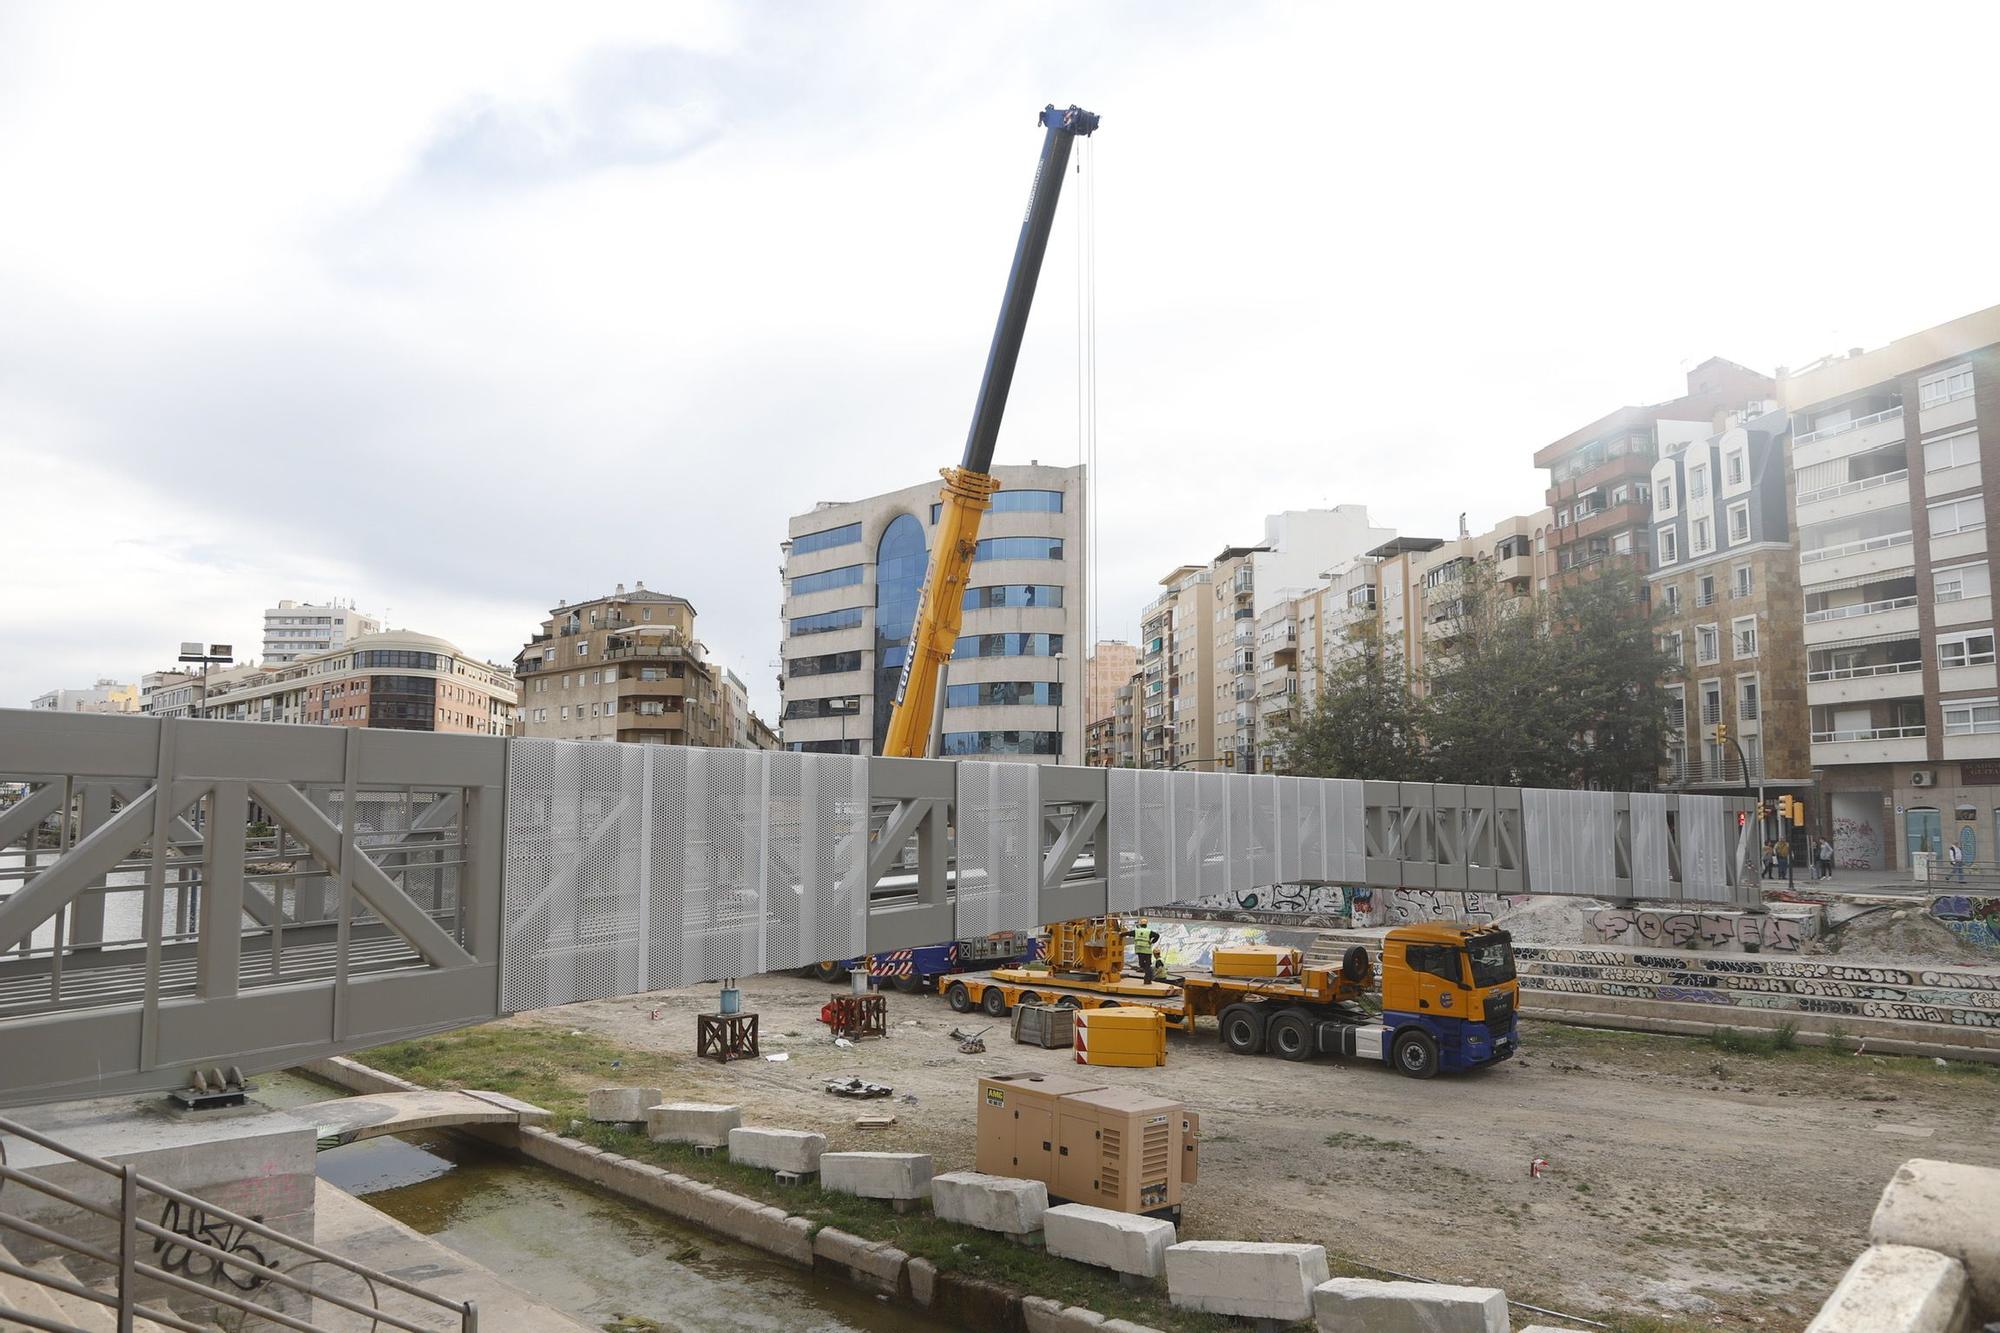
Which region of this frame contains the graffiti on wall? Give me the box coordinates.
[1931,896,2000,957]
[1833,815,1882,871]
[1588,908,1811,953]
[1383,891,1531,926]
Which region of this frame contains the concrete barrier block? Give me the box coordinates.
[587,1086,662,1123]
[821,1151,932,1201]
[812,1226,907,1297]
[1313,1277,1507,1333]
[932,1170,1048,1235]
[907,1256,937,1307]
[1806,1243,1971,1333]
[1166,1240,1329,1321]
[1043,1204,1175,1279]
[1869,1157,2000,1313]
[728,1127,825,1175]
[645,1102,741,1148]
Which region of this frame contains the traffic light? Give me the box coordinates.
[1713,722,1728,747]
[1791,796,1806,828]
[1776,795,1791,824]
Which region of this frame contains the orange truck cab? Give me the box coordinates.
[1375,923,1520,1077]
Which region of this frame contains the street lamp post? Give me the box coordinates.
[1053,652,1065,764]
[176,641,234,719]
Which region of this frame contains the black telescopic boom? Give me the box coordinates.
[958,104,1100,474]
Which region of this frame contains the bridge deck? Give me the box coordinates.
[297,1089,550,1147]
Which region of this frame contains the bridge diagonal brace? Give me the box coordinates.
[1042,800,1104,893]
[0,788,156,953]
[867,796,940,886]
[0,783,63,849]
[249,781,474,969]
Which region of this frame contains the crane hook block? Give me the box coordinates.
[1040,104,1101,135]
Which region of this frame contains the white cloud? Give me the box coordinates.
[4,1,2000,720]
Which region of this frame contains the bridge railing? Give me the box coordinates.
[0,710,1757,1106]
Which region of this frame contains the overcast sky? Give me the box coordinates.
[6,1,2000,721]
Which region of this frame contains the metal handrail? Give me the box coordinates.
[1794,405,1903,446]
[1808,659,1922,682]
[1797,467,1908,506]
[1810,724,1926,742]
[0,1110,478,1332]
[1804,595,1919,624]
[1800,530,1914,564]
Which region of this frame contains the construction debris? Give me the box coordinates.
[825,1076,892,1099]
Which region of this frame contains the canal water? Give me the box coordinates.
[252,1073,940,1333]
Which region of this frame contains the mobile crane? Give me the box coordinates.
[880,102,1100,757]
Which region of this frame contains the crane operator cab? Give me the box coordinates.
[1377,924,1520,1078]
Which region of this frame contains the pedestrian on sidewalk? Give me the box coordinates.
[1949,842,1966,883]
[1774,839,1791,883]
[1818,836,1834,882]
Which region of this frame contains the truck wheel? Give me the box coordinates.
[982,987,1011,1018]
[893,975,924,994]
[1015,991,1041,1007]
[1218,1003,1267,1055]
[1393,1031,1439,1079]
[946,982,973,1014]
[1341,946,1371,982]
[814,961,850,984]
[1268,1009,1315,1062]
[1055,996,1082,1009]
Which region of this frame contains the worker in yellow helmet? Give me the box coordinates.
[1133,917,1158,984]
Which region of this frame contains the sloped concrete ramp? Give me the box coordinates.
[298,1090,549,1148]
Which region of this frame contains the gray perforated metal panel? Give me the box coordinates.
[1629,793,1672,899]
[501,739,866,1013]
[1324,777,1366,883]
[1522,787,1615,896]
[954,762,1042,937]
[1677,794,1730,903]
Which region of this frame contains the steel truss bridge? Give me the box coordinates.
[0,710,1757,1106]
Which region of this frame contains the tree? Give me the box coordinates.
[1266,622,1427,781]
[1421,561,1573,787]
[1541,565,1676,791]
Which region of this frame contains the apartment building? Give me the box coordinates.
[139,670,196,718]
[1256,514,1553,745]
[1082,640,1138,731]
[1647,407,1808,795]
[515,584,732,746]
[262,599,380,664]
[1537,359,1776,594]
[1207,508,1396,772]
[1137,565,1214,769]
[1783,304,2000,870]
[721,669,782,751]
[1110,674,1139,768]
[30,679,139,714]
[780,463,1086,762]
[198,631,518,734]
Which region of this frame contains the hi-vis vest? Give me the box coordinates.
[1134,930,1155,956]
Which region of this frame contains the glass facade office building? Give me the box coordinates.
[780,464,1087,763]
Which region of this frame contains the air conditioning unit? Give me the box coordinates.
[1910,771,1935,788]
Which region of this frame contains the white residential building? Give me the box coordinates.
[262,600,381,664]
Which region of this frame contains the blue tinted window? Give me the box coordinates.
[931,490,1064,523]
[873,514,929,752]
[941,730,1061,756]
[791,607,864,636]
[964,584,1063,610]
[945,681,1062,708]
[792,523,861,555]
[974,537,1064,561]
[955,633,1064,658]
[791,564,864,596]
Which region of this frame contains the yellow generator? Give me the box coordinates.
[1073,1005,1167,1068]
[1209,944,1301,979]
[976,1073,1197,1220]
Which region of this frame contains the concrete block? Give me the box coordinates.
[932,1170,1048,1235]
[1869,1157,2000,1313]
[728,1127,825,1175]
[907,1255,937,1308]
[1313,1278,1507,1333]
[1806,1243,1972,1333]
[645,1102,740,1148]
[1166,1240,1329,1321]
[820,1151,932,1201]
[587,1086,662,1123]
[1022,1298,1108,1333]
[1519,1327,1594,1332]
[811,1226,908,1297]
[1043,1204,1175,1279]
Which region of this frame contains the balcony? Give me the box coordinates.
[1810,724,1928,766]
[1796,467,1909,513]
[1798,532,1915,587]
[1792,406,1906,469]
[1803,591,1920,641]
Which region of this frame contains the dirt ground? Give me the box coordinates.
[513,973,2000,1331]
